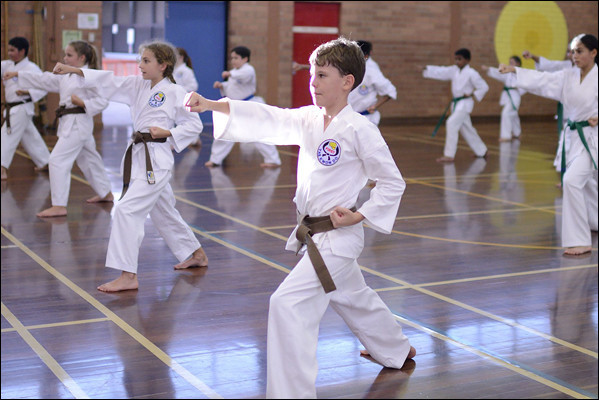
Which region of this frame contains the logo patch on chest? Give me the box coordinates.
[316,139,341,166]
[148,91,166,107]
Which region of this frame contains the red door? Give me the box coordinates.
[292,2,340,107]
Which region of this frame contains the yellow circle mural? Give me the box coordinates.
[495,1,568,69]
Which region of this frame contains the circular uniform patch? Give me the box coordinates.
[316,139,341,166]
[148,91,166,107]
[358,84,369,95]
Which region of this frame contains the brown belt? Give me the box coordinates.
[295,206,357,293]
[2,98,32,133]
[120,131,167,200]
[52,105,86,129]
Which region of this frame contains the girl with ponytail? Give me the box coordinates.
[50,39,208,292]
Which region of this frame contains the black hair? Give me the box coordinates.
[575,34,598,65]
[8,37,29,57]
[231,46,251,62]
[356,40,372,57]
[454,48,471,60]
[510,55,522,66]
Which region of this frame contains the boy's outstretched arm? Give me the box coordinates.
[184,92,230,115]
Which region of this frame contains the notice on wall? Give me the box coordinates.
[78,13,99,30]
[62,30,82,49]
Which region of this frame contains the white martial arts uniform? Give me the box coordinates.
[211,100,411,399]
[209,62,281,166]
[1,57,50,170]
[173,63,198,92]
[81,70,204,273]
[423,64,489,158]
[348,57,397,126]
[509,65,598,247]
[486,67,526,140]
[18,66,111,207]
[535,57,577,172]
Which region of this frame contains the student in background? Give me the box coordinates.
[206,46,281,168]
[481,56,526,142]
[422,48,489,163]
[4,40,113,217]
[1,36,50,181]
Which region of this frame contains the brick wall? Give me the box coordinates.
[228,0,598,121]
[1,1,103,126]
[3,1,597,123]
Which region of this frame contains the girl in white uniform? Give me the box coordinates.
[347,40,397,126]
[500,34,598,256]
[423,48,489,163]
[206,46,281,169]
[174,47,202,148]
[4,40,112,217]
[1,36,50,180]
[482,56,527,142]
[186,37,414,399]
[53,40,208,292]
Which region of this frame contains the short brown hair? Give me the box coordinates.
[309,37,365,90]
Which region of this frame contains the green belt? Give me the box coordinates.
[557,102,563,137]
[432,96,466,137]
[561,119,596,185]
[503,86,517,111]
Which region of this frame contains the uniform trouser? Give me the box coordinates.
[105,170,201,273]
[209,138,281,165]
[499,105,521,140]
[266,238,411,399]
[444,110,487,158]
[1,106,50,169]
[48,131,111,206]
[561,149,598,248]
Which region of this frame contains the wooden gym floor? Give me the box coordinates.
[1,114,597,399]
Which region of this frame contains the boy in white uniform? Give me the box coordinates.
[52,40,208,292]
[347,40,397,126]
[482,56,526,142]
[185,37,415,399]
[205,46,281,168]
[1,36,50,180]
[422,48,489,163]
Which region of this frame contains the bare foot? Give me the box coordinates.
[260,163,281,168]
[436,156,454,163]
[498,138,511,142]
[1,166,7,180]
[37,206,67,218]
[34,164,49,172]
[474,151,488,159]
[97,272,139,292]
[205,161,219,168]
[174,247,209,270]
[86,192,114,203]
[563,246,592,256]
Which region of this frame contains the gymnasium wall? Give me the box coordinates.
[2,1,597,124]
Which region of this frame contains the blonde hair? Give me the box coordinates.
[309,37,365,90]
[139,40,177,83]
